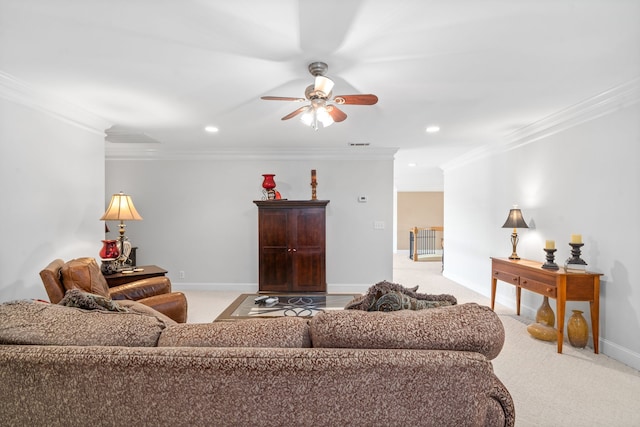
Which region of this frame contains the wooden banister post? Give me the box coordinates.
[412,227,419,261]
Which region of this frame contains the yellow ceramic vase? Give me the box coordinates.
[567,310,589,348]
[536,296,555,327]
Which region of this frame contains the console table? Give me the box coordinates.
[104,265,167,288]
[490,257,602,354]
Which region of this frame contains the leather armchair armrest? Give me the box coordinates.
[109,277,172,301]
[137,293,188,323]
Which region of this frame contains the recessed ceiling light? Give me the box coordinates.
[408,163,417,167]
[204,126,219,133]
[425,126,440,133]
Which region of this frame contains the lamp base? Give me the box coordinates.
[508,232,520,260]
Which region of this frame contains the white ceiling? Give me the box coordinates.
[1,0,639,191]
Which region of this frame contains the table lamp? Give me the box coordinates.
[501,206,528,260]
[100,192,143,266]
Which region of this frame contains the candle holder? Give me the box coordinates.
[564,243,587,272]
[310,169,317,200]
[566,243,587,265]
[542,248,559,270]
[261,174,277,200]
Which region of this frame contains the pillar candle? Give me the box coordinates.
[570,234,582,244]
[545,240,555,250]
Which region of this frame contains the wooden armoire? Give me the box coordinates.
[254,200,329,292]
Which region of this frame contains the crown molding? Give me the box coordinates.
[0,71,111,136]
[442,76,640,171]
[105,145,399,161]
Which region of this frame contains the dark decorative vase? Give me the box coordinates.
[567,310,589,348]
[536,296,555,327]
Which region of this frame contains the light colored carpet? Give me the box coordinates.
[181,254,640,426]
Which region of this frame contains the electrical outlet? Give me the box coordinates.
[373,221,385,229]
[179,271,185,279]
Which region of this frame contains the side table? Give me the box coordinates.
[104,265,168,288]
[491,257,602,354]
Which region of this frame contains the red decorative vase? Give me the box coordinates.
[261,174,276,190]
[99,239,120,259]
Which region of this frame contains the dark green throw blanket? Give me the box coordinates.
[346,280,457,312]
[58,289,128,312]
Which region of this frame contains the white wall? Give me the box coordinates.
[443,83,640,369]
[105,152,395,291]
[0,96,106,302]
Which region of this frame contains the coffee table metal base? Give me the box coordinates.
[214,293,360,321]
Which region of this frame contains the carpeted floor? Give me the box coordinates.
[391,254,640,427]
[181,254,640,426]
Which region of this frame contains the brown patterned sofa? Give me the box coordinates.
[0,299,514,426]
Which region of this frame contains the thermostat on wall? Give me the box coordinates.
[358,195,368,203]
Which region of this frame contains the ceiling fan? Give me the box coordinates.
[261,62,378,130]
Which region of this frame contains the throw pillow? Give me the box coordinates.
[0,299,170,347]
[158,317,311,348]
[58,289,128,312]
[60,257,110,298]
[310,303,505,360]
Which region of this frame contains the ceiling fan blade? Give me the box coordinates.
[326,105,347,122]
[281,106,308,121]
[333,94,379,105]
[261,96,306,102]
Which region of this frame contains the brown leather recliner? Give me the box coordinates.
[40,258,188,323]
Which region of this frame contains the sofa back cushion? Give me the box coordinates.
[60,257,110,298]
[309,303,505,360]
[0,300,171,347]
[158,317,311,348]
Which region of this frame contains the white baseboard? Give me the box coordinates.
[173,283,370,294]
[173,283,257,292]
[599,338,640,371]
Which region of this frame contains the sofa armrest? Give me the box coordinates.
[488,376,516,427]
[109,277,171,301]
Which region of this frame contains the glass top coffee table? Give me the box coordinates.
[214,293,360,321]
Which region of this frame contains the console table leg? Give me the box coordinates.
[590,300,599,354]
[556,301,565,353]
[491,278,497,310]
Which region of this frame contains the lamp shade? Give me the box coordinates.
[502,208,528,229]
[314,76,334,96]
[100,192,143,221]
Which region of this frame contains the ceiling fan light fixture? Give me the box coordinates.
[262,62,376,129]
[300,99,334,130]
